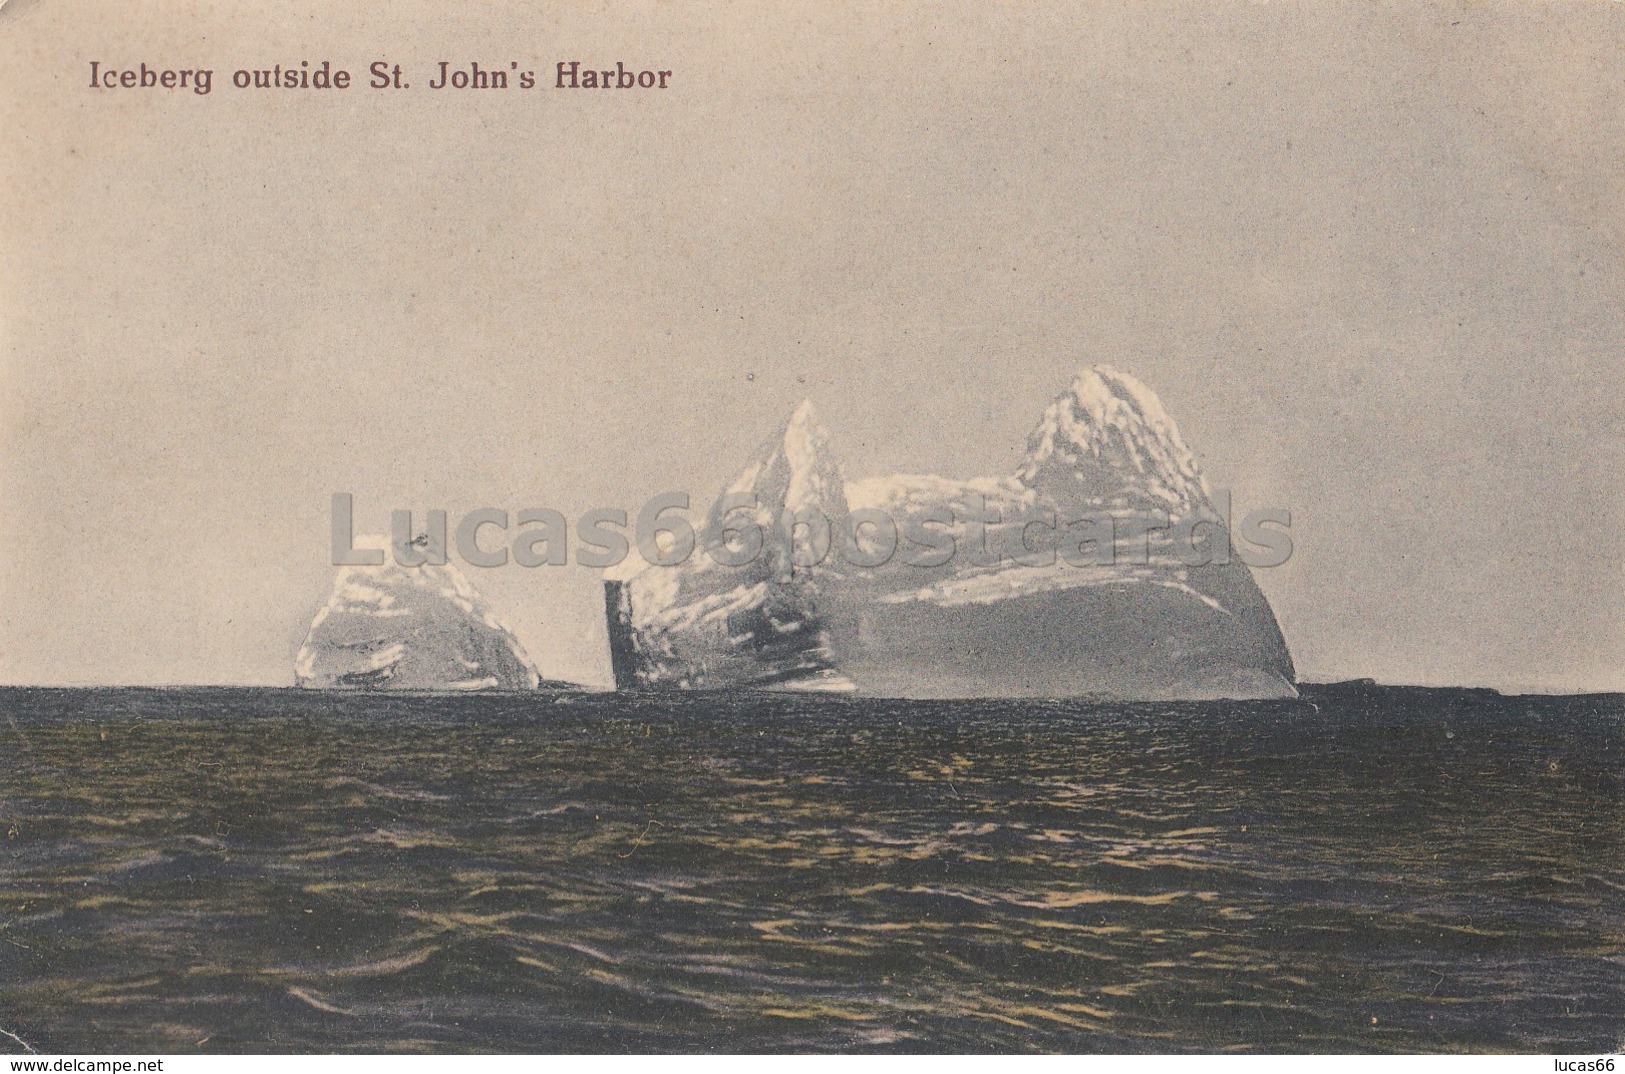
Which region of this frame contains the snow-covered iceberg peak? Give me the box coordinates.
[296,540,540,691]
[1017,365,1213,515]
[708,398,849,555]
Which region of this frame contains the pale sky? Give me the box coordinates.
[1,1,1619,692]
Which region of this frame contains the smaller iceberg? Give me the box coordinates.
[296,539,540,691]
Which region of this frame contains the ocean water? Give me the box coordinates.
[0,686,1619,1054]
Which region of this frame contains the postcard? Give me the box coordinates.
[1,0,1620,1059]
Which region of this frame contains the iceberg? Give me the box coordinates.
[296,542,541,691]
[604,366,1297,700]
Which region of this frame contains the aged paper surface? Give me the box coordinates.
[0,0,1620,1057]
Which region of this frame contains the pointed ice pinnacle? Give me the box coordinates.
[700,397,850,578]
[605,400,854,691]
[297,540,540,691]
[1018,365,1213,515]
